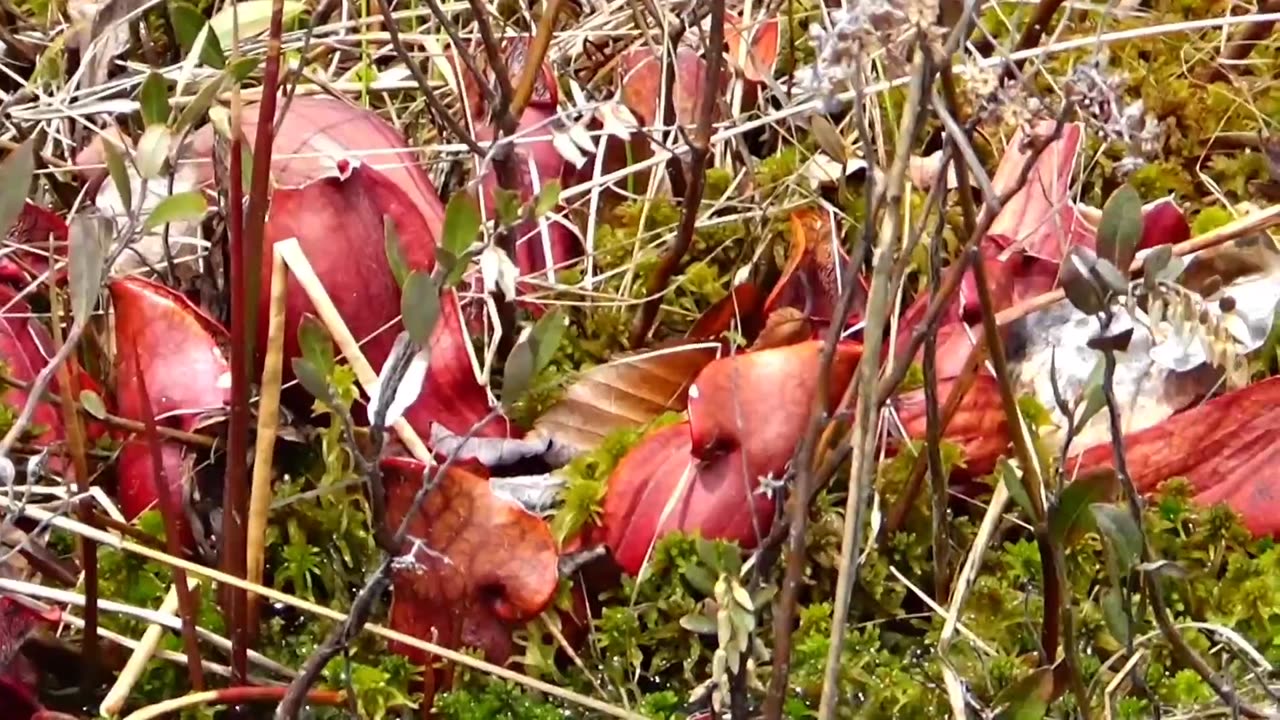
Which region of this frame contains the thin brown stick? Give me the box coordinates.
[509,0,564,117]
[376,0,486,155]
[628,0,728,347]
[45,272,98,703]
[0,373,216,447]
[226,0,287,679]
[817,54,932,719]
[971,249,1090,712]
[124,686,344,720]
[1198,0,1280,82]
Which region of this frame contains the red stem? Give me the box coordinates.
[131,338,206,691]
[224,0,286,681]
[213,686,344,706]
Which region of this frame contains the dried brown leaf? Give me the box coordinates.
[532,341,721,455]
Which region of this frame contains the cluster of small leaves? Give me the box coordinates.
[677,542,775,713]
[1060,183,1255,387]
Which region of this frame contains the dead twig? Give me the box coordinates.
[628,0,728,347]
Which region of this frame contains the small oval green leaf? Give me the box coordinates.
[1090,502,1143,576]
[0,139,35,238]
[136,125,173,180]
[1049,468,1119,544]
[501,340,536,409]
[291,357,331,403]
[442,193,482,259]
[79,389,108,420]
[139,72,171,127]
[532,180,561,218]
[143,191,208,230]
[401,271,441,345]
[678,613,717,636]
[297,313,334,372]
[100,138,133,212]
[1097,183,1144,271]
[384,215,409,288]
[68,213,111,327]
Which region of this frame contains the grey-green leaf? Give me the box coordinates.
[493,188,522,228]
[297,313,334,373]
[384,215,409,288]
[79,389,108,420]
[1090,502,1143,576]
[174,76,227,134]
[1061,246,1107,315]
[291,357,331,403]
[1101,586,1131,646]
[679,613,718,636]
[143,191,208,230]
[68,213,111,327]
[1141,245,1173,291]
[683,565,716,596]
[999,459,1035,519]
[529,309,567,375]
[501,340,536,409]
[226,56,262,83]
[139,72,171,127]
[1049,468,1118,543]
[169,1,226,68]
[809,114,847,163]
[1097,183,1144,271]
[442,193,481,259]
[0,139,35,238]
[401,271,441,345]
[100,139,133,213]
[135,125,173,180]
[1090,257,1130,297]
[1076,358,1107,428]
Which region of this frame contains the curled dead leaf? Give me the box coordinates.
[686,282,765,342]
[2,202,68,286]
[0,597,59,720]
[753,308,814,350]
[764,207,864,330]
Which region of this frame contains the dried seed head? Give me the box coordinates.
[1064,51,1162,175]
